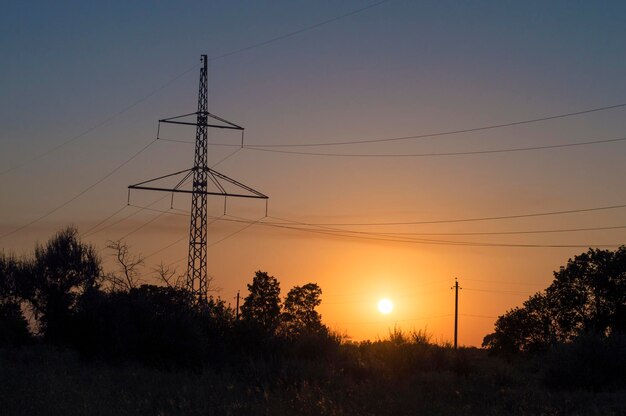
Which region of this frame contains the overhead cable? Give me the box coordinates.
[0,139,158,241]
[1,1,391,177]
[208,0,391,62]
[83,204,128,235]
[243,135,626,157]
[245,103,626,147]
[119,205,626,248]
[0,70,195,177]
[85,195,169,238]
[262,202,626,226]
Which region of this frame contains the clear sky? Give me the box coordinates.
[2,0,626,345]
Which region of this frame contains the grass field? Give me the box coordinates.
[2,340,626,416]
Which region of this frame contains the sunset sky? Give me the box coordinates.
[2,1,626,346]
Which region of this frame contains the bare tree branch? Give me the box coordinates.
[105,240,144,291]
[153,262,183,289]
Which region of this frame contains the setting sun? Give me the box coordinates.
[377,298,394,314]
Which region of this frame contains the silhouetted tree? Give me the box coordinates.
[0,253,21,306]
[547,246,626,339]
[483,292,558,354]
[21,227,102,342]
[282,283,323,337]
[0,253,31,346]
[73,284,207,366]
[484,246,626,353]
[241,271,281,333]
[200,295,234,324]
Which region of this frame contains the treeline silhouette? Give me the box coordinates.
[0,227,337,369]
[483,245,626,389]
[2,228,626,414]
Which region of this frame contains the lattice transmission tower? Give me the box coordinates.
[128,55,268,303]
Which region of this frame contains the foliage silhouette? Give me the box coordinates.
[241,270,282,334]
[547,246,626,338]
[0,253,31,346]
[281,283,323,338]
[4,227,102,344]
[73,284,222,368]
[0,303,30,347]
[483,293,558,354]
[542,332,626,391]
[3,229,626,414]
[484,246,626,354]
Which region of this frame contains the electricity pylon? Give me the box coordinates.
[128,55,268,303]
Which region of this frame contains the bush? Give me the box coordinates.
[0,302,31,347]
[72,285,213,369]
[542,333,626,391]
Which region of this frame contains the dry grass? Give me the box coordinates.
[2,331,626,416]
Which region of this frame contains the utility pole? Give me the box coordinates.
[235,290,240,321]
[127,55,268,304]
[452,278,461,349]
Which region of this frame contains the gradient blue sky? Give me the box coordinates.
[2,1,626,344]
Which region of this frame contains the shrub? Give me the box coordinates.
[72,285,212,369]
[542,332,626,391]
[0,302,31,347]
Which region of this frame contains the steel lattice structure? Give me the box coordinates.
[128,55,268,303]
[188,55,210,300]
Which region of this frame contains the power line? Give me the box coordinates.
[124,146,245,262]
[86,143,210,244]
[266,221,625,249]
[464,288,533,296]
[230,213,626,248]
[223,213,626,246]
[247,214,626,236]
[217,215,625,249]
[360,224,626,236]
[243,135,626,157]
[207,0,391,62]
[460,313,498,319]
[323,278,452,300]
[2,1,389,178]
[157,138,196,145]
[264,202,626,226]
[210,147,242,168]
[9,0,623,176]
[140,215,227,262]
[0,138,158,241]
[83,204,128,235]
[85,195,169,238]
[260,214,495,246]
[165,216,264,267]
[245,102,626,147]
[263,213,530,248]
[161,205,626,239]
[462,278,547,287]
[208,216,264,248]
[0,69,196,178]
[144,234,188,261]
[117,209,171,241]
[119,205,626,249]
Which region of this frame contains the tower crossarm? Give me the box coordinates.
[159,111,244,130]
